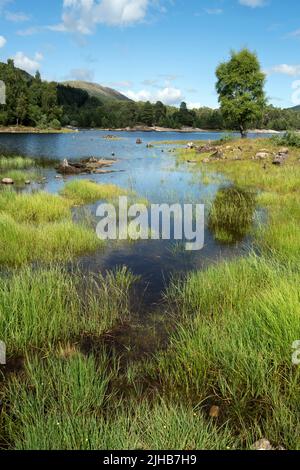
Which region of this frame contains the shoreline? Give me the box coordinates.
[0,125,284,135]
[0,126,76,134]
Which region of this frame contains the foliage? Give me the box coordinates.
[216,49,266,136]
[271,130,300,147]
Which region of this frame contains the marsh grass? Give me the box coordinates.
[0,213,101,265]
[2,137,300,450]
[0,190,72,223]
[0,156,35,170]
[208,186,257,243]
[0,265,137,355]
[0,169,39,185]
[60,180,128,205]
[154,255,300,448]
[4,354,236,450]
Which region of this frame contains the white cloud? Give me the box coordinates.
[239,0,266,7]
[0,35,6,48]
[12,52,43,74]
[17,26,42,36]
[126,86,183,105]
[5,11,30,22]
[126,89,152,101]
[54,0,151,34]
[269,64,300,77]
[157,87,182,104]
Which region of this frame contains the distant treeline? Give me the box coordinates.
[1,59,300,131]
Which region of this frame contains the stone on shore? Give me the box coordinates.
[1,178,14,185]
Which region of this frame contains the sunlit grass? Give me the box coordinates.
[0,213,101,266]
[153,255,300,449]
[4,353,236,450]
[60,179,128,205]
[0,169,39,185]
[208,186,257,243]
[0,190,72,223]
[0,155,35,170]
[0,265,137,354]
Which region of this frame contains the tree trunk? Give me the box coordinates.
[239,124,247,138]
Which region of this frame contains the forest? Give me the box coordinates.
[1,59,300,131]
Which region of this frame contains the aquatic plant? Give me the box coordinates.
[0,156,35,170]
[208,185,257,243]
[60,179,128,205]
[0,190,72,223]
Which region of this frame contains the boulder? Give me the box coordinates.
[57,157,117,175]
[187,142,195,149]
[1,178,14,185]
[278,147,289,155]
[252,439,273,451]
[272,153,288,165]
[210,150,224,159]
[255,152,269,160]
[196,145,215,154]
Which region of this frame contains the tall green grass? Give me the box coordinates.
[0,190,72,223]
[0,265,137,354]
[208,186,256,243]
[60,180,128,205]
[154,255,300,449]
[0,156,35,170]
[4,354,236,450]
[0,213,101,265]
[0,170,38,185]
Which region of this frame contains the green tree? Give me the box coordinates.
[216,48,266,137]
[140,101,153,126]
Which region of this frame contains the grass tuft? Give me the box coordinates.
[60,179,128,205]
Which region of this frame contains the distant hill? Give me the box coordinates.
[289,105,300,112]
[63,80,131,102]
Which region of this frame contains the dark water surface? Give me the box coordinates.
[0,130,259,307]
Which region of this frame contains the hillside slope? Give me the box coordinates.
[63,80,131,102]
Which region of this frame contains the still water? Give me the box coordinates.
[0,130,259,306]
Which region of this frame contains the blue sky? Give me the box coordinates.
[1,0,300,108]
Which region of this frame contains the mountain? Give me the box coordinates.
[63,80,131,102]
[289,105,300,112]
